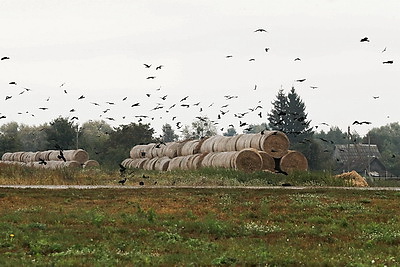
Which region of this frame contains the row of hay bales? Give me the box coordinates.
[0,149,99,169]
[122,132,308,173]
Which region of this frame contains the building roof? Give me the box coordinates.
[333,144,387,174]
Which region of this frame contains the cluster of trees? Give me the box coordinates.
[1,87,399,175]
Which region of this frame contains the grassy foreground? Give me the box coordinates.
[0,187,399,266]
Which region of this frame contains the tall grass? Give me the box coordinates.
[0,163,351,187]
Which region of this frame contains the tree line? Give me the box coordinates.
[1,87,399,175]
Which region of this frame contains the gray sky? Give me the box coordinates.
[1,0,399,137]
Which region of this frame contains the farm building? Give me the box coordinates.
[333,144,390,177]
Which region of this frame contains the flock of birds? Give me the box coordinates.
[0,28,396,185]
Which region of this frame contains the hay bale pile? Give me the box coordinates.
[335,170,369,187]
[0,149,99,169]
[122,132,308,173]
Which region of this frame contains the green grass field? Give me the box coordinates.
[0,187,399,266]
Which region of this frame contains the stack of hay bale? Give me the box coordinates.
[0,149,99,169]
[121,131,308,173]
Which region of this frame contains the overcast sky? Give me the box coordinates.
[1,0,399,137]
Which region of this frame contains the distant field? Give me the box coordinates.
[0,187,399,266]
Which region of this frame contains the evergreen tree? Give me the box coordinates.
[285,87,313,143]
[268,88,288,132]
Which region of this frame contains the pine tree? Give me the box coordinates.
[268,87,313,143]
[268,88,288,132]
[285,87,313,143]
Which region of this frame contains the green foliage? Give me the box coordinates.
[222,126,237,136]
[268,87,313,143]
[45,117,77,150]
[161,123,179,142]
[365,122,400,176]
[181,117,217,139]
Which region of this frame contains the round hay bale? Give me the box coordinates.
[176,140,191,156]
[211,152,235,168]
[129,145,148,158]
[65,161,82,168]
[279,150,308,173]
[163,142,179,158]
[258,151,276,172]
[121,158,133,168]
[180,140,200,156]
[143,143,156,159]
[12,152,25,162]
[199,136,216,153]
[48,150,61,161]
[133,158,148,169]
[233,149,263,172]
[21,152,33,163]
[41,150,54,161]
[213,136,231,152]
[30,151,43,162]
[260,131,290,158]
[143,157,158,170]
[200,152,218,167]
[60,149,89,164]
[83,160,100,168]
[1,152,12,161]
[226,134,243,151]
[188,154,202,170]
[154,157,170,171]
[167,157,183,171]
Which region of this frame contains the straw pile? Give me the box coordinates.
[0,149,97,169]
[122,132,307,173]
[335,171,369,187]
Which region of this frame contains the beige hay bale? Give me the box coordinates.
[335,171,369,187]
[200,152,217,167]
[278,150,308,173]
[181,154,202,170]
[213,136,231,152]
[258,151,276,172]
[200,136,216,153]
[65,161,82,168]
[41,150,54,161]
[233,149,263,172]
[61,149,89,164]
[211,152,235,168]
[83,160,100,168]
[167,157,183,171]
[163,142,179,158]
[12,152,25,162]
[129,145,149,158]
[1,152,12,161]
[180,140,200,156]
[226,134,243,151]
[121,158,133,168]
[259,131,290,158]
[143,157,158,170]
[154,157,170,171]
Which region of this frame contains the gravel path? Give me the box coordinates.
[0,185,400,191]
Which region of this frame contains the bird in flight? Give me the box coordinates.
[249,58,256,61]
[296,79,306,82]
[382,47,387,53]
[383,60,393,64]
[38,107,48,110]
[78,95,85,100]
[5,96,12,100]
[146,76,156,79]
[226,55,233,58]
[352,120,371,125]
[265,48,270,52]
[360,37,370,42]
[254,28,268,32]
[310,86,318,89]
[156,65,163,70]
[9,82,17,85]
[373,96,379,99]
[1,56,10,60]
[144,64,151,68]
[294,58,301,61]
